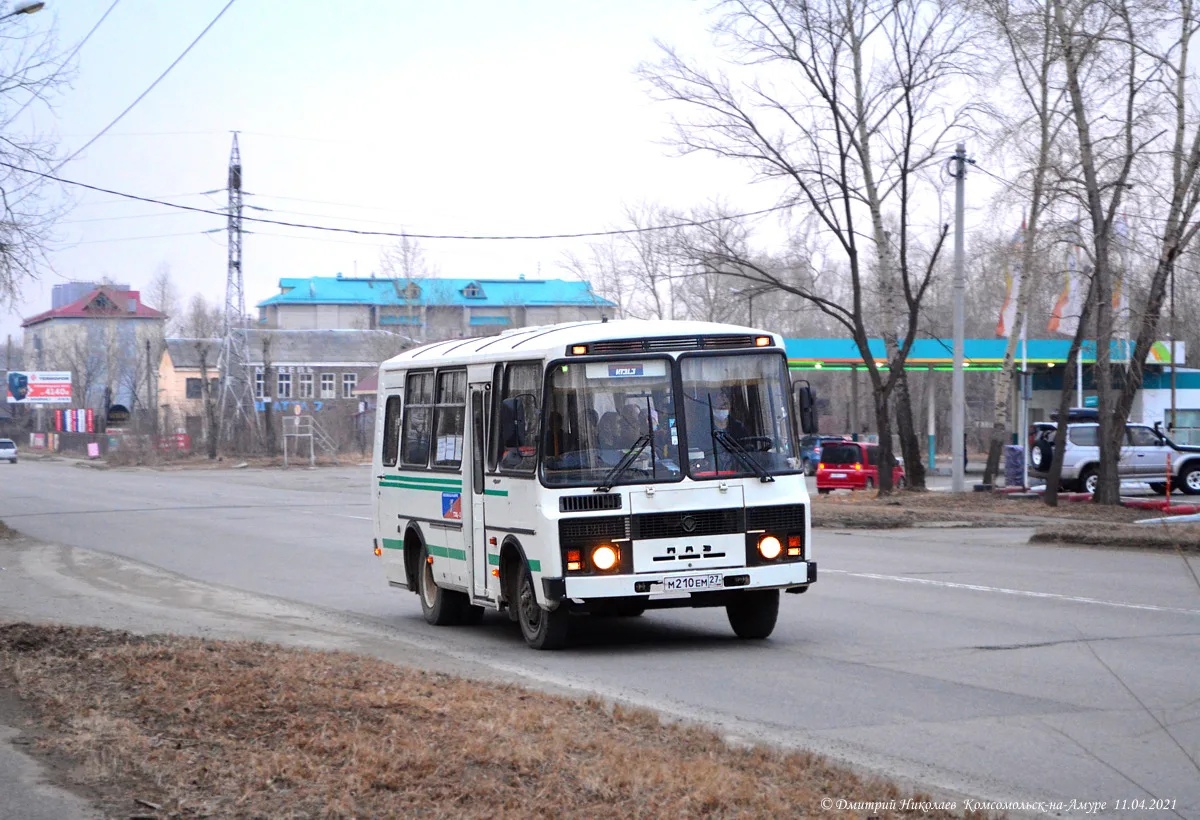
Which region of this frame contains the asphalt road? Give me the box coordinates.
[1,458,1198,818]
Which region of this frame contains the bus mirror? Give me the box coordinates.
[795,381,818,435]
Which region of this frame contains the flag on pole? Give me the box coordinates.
[996,223,1025,338]
[1112,214,1131,335]
[1048,243,1085,336]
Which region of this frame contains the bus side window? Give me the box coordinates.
[401,372,433,468]
[499,397,525,468]
[382,395,402,468]
[432,370,467,468]
[499,362,541,472]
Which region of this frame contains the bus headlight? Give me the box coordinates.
[591,544,619,571]
[757,535,782,560]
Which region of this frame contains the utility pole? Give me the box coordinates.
[951,143,968,492]
[217,132,256,450]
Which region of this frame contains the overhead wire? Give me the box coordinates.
[0,160,794,241]
[55,0,240,169]
[7,0,122,122]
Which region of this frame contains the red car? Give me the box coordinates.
[816,440,906,494]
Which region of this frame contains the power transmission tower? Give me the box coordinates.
[217,132,256,448]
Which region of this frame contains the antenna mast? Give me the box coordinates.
[217,132,256,446]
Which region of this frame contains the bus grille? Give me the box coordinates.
[559,515,630,545]
[631,508,745,540]
[583,334,759,355]
[559,494,623,513]
[745,504,806,531]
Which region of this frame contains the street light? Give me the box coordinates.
[2,2,44,18]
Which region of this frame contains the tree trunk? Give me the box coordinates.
[893,369,925,490]
[1044,278,1096,506]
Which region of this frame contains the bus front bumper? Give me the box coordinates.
[545,561,816,604]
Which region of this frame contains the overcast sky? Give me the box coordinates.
[2,0,768,341]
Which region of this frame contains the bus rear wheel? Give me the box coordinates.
[726,589,779,640]
[418,545,470,626]
[517,563,569,650]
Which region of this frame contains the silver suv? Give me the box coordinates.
[1029,421,1200,494]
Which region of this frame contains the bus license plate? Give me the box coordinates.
[663,574,722,592]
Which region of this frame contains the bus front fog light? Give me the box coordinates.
[591,544,619,571]
[758,535,782,560]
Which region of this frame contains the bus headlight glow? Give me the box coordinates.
[591,544,619,571]
[757,535,782,560]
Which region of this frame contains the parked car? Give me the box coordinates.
[816,440,905,493]
[1029,420,1200,494]
[0,438,16,464]
[798,434,851,476]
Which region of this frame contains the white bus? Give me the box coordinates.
[370,319,818,649]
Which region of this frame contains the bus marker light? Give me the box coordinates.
[491,568,500,578]
[570,344,588,355]
[427,555,434,565]
[754,336,772,347]
[373,543,382,557]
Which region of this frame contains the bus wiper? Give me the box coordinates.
[595,434,653,493]
[713,430,774,483]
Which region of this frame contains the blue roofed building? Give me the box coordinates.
[255,274,615,341]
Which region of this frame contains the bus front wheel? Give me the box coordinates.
[726,589,779,640]
[517,563,570,650]
[419,545,470,626]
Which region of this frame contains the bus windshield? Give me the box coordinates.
[540,351,799,487]
[541,357,683,487]
[680,352,798,479]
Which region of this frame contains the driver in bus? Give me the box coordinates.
[711,390,750,442]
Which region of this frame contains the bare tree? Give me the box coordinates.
[261,334,276,457]
[1037,0,1200,504]
[197,342,218,460]
[0,11,69,310]
[380,234,435,336]
[145,264,181,335]
[977,0,1073,487]
[177,293,223,339]
[642,0,976,491]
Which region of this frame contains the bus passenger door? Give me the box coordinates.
[469,384,489,598]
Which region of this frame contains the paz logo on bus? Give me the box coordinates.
[609,365,643,377]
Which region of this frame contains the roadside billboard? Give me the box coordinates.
[6,371,73,404]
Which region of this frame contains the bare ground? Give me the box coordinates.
[0,623,995,820]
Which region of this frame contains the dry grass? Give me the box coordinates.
[812,487,1200,550]
[0,623,996,820]
[1031,522,1200,551]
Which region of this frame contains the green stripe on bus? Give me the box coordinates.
[380,481,464,492]
[379,475,464,488]
[483,489,509,497]
[485,554,540,572]
[427,544,468,562]
[381,538,404,551]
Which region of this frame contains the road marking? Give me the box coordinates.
[824,569,1200,616]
